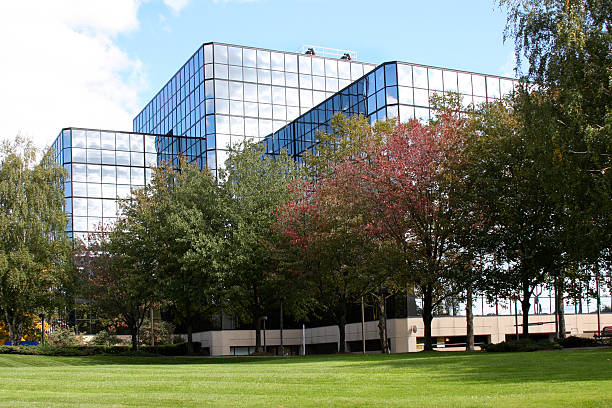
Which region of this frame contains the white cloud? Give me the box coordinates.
[0,1,147,149]
[163,0,189,14]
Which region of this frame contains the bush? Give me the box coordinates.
[139,319,175,346]
[483,338,561,352]
[48,326,83,347]
[141,342,201,356]
[91,330,124,346]
[558,336,601,348]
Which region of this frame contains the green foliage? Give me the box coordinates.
[0,137,71,345]
[91,330,125,346]
[558,335,601,348]
[483,338,561,352]
[138,318,174,346]
[48,326,83,347]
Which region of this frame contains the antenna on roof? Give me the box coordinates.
[301,45,357,60]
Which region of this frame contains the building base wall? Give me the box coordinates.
[188,313,612,356]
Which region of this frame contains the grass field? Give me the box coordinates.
[0,349,611,407]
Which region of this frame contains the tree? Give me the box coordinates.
[126,160,229,353]
[223,141,307,352]
[76,220,158,351]
[0,137,71,345]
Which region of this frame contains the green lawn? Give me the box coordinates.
[0,349,611,407]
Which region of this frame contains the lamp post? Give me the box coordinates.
[280,297,285,356]
[39,313,45,346]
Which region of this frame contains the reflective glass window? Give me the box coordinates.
[375,68,384,92]
[74,217,87,231]
[62,130,71,148]
[398,86,414,105]
[117,185,130,199]
[228,46,242,65]
[257,69,271,84]
[272,86,285,104]
[102,184,115,199]
[298,56,311,74]
[271,52,284,70]
[116,133,130,151]
[413,66,428,88]
[116,167,130,184]
[326,78,338,92]
[443,71,458,92]
[273,105,286,120]
[500,79,514,96]
[73,198,87,216]
[244,101,258,116]
[243,67,257,83]
[458,72,472,94]
[399,105,415,121]
[116,151,130,166]
[204,80,214,98]
[204,64,213,79]
[214,44,228,64]
[103,200,116,218]
[86,130,100,149]
[101,166,116,183]
[243,48,256,67]
[428,68,443,91]
[351,63,363,80]
[216,115,229,134]
[257,50,270,69]
[145,153,157,167]
[286,88,299,106]
[131,152,144,167]
[73,182,87,196]
[230,116,244,136]
[72,130,86,148]
[367,72,376,96]
[313,90,326,106]
[259,103,272,119]
[472,75,486,96]
[461,94,473,109]
[245,118,258,136]
[312,58,325,76]
[415,107,430,121]
[473,95,486,106]
[100,131,115,149]
[486,77,500,98]
[229,81,243,100]
[397,64,412,86]
[87,149,101,164]
[215,80,229,99]
[88,199,102,217]
[300,89,312,107]
[325,60,338,77]
[131,167,145,185]
[299,74,312,89]
[386,86,398,104]
[414,88,429,107]
[338,61,351,79]
[313,76,325,91]
[271,71,284,86]
[285,54,298,72]
[87,164,101,183]
[230,100,244,116]
[385,64,397,86]
[259,119,272,136]
[229,65,243,81]
[130,134,144,152]
[204,44,213,63]
[214,64,228,80]
[73,164,86,182]
[88,183,101,198]
[286,73,298,87]
[257,85,271,103]
[144,136,156,152]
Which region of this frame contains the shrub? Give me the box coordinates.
[141,342,201,356]
[139,319,175,346]
[483,338,561,352]
[48,326,83,347]
[558,336,600,348]
[91,330,124,346]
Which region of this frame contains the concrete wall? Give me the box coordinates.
[189,313,612,356]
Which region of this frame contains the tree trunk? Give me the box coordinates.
[253,285,262,352]
[377,295,388,353]
[466,283,475,351]
[422,286,434,351]
[130,326,138,351]
[338,301,347,352]
[186,322,194,354]
[521,282,531,337]
[556,278,566,339]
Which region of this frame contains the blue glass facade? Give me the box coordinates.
[133,42,376,174]
[264,62,518,160]
[51,128,161,242]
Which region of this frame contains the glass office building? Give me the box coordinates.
[264,61,517,160]
[51,128,161,242]
[133,42,376,174]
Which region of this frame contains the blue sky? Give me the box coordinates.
[0,0,516,148]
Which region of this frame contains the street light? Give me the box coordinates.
[280,296,285,356]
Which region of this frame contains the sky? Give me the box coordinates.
[0,0,516,149]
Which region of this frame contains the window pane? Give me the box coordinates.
[228,46,242,65]
[413,66,428,88]
[428,68,443,91]
[257,50,270,69]
[100,131,115,149]
[298,56,311,74]
[312,58,325,76]
[325,60,338,77]
[215,80,229,99]
[397,64,412,87]
[214,44,228,64]
[243,48,256,67]
[458,72,472,94]
[472,75,486,96]
[443,71,458,92]
[486,76,500,98]
[338,61,351,79]
[270,52,284,70]
[116,133,129,151]
[285,54,298,72]
[87,130,100,149]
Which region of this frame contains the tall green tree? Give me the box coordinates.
[223,141,306,352]
[0,137,71,344]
